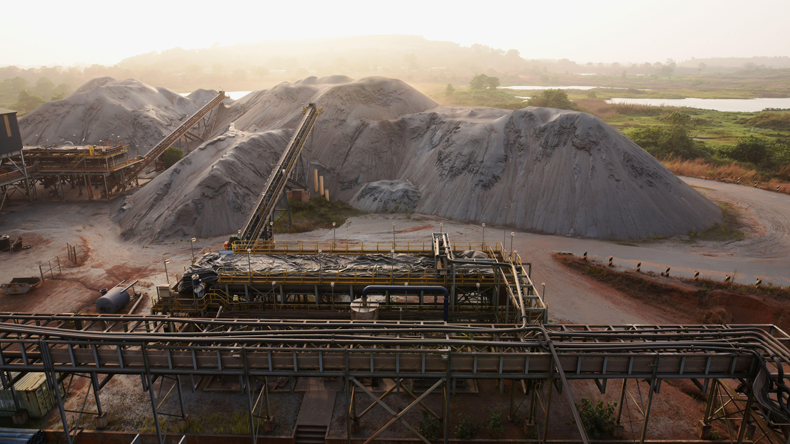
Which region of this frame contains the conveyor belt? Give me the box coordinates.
[128,91,226,177]
[240,104,319,242]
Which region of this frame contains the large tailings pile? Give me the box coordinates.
[18,78,223,156]
[318,106,721,238]
[116,128,290,240]
[112,76,719,241]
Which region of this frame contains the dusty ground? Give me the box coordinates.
[0,176,788,439]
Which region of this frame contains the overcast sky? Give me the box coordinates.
[2,0,788,67]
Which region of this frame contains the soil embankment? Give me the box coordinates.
[556,253,790,330]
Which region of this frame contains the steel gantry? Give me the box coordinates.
[0,313,788,444]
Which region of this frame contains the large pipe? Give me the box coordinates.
[361,285,450,322]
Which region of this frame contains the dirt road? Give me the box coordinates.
[0,177,786,325]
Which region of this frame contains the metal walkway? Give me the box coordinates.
[240,104,320,243]
[0,313,788,444]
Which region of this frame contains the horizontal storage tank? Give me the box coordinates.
[95,286,130,314]
[0,372,65,418]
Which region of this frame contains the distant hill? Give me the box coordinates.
[678,56,790,69]
[118,35,528,74]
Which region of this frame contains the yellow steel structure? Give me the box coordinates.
[152,240,547,325]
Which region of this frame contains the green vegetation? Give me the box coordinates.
[438,88,526,109]
[454,413,479,439]
[625,111,710,159]
[688,203,744,241]
[525,89,580,110]
[0,75,71,114]
[486,411,505,438]
[575,398,618,439]
[469,73,500,90]
[744,111,790,131]
[417,409,441,441]
[273,195,363,234]
[161,147,184,169]
[13,90,45,114]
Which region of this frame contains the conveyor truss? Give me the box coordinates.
[238,103,321,243]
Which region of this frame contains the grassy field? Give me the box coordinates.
[273,195,363,234]
[425,86,789,146]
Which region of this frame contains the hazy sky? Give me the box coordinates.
[2,0,788,67]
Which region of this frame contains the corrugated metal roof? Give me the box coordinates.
[14,372,48,392]
[0,108,17,115]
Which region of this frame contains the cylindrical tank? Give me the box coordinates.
[96,286,130,314]
[350,298,379,320]
[0,235,10,251]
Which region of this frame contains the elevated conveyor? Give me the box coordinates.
[128,91,226,178]
[239,104,320,242]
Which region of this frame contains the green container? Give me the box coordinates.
[0,372,65,418]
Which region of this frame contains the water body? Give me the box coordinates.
[502,85,613,91]
[179,91,251,100]
[227,91,251,100]
[606,97,790,112]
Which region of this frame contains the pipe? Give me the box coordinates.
[361,285,449,322]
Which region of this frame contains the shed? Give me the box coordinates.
[0,108,23,158]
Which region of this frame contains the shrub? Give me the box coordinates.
[745,112,790,131]
[719,135,770,166]
[575,398,617,439]
[418,410,441,441]
[486,411,505,438]
[526,89,579,111]
[161,147,184,169]
[454,413,478,439]
[626,112,711,160]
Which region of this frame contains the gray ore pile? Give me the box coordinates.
[19,75,722,240]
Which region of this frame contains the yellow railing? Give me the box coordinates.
[231,240,507,256]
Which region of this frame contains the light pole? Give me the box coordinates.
[330,281,335,310]
[392,222,396,248]
[164,260,171,285]
[503,204,507,248]
[541,282,546,303]
[190,237,196,263]
[481,223,485,250]
[332,222,336,248]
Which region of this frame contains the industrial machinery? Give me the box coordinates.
[0,98,788,444]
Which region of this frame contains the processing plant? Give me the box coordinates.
[0,99,789,444]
